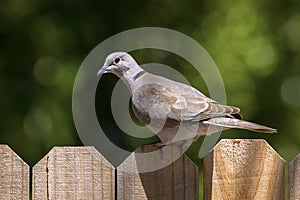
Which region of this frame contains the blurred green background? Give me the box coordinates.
[1,0,300,197]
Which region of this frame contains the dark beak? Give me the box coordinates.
[97,66,108,77]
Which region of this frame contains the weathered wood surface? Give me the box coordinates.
[32,146,115,200]
[0,145,29,200]
[117,146,198,200]
[289,153,300,200]
[204,139,285,200]
[1,139,297,199]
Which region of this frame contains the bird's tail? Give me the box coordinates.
[204,117,277,134]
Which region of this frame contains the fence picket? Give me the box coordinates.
[0,145,29,200]
[1,138,299,199]
[203,139,285,200]
[289,153,300,200]
[32,146,115,200]
[117,146,199,200]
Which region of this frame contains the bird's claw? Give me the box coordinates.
[141,142,165,151]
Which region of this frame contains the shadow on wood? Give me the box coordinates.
[289,153,300,200]
[117,145,199,200]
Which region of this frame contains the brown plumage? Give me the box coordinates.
[97,52,276,145]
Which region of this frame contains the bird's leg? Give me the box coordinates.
[177,140,189,155]
[141,141,165,151]
[161,139,193,155]
[140,141,165,159]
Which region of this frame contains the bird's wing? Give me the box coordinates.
[132,82,240,128]
[170,83,241,121]
[132,83,182,128]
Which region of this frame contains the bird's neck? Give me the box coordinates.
[121,67,145,92]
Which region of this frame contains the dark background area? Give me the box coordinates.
[1,0,300,196]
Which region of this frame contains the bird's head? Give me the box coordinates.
[97,52,140,78]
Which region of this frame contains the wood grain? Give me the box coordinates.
[289,153,300,200]
[32,146,115,200]
[117,146,198,200]
[204,139,285,200]
[0,145,29,200]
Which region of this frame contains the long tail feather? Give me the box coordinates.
[203,118,277,134]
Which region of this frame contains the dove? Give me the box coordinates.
[97,52,276,148]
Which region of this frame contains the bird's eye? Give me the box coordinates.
[113,57,121,64]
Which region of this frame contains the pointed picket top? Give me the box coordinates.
[204,139,285,200]
[32,146,115,200]
[117,146,199,200]
[289,153,300,200]
[0,145,29,200]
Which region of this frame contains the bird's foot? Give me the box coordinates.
[141,141,165,151]
[140,142,165,159]
[177,140,189,155]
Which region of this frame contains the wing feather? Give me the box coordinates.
[132,82,241,128]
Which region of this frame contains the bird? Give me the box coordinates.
[97,52,276,149]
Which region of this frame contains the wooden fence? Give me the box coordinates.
[0,139,299,199]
